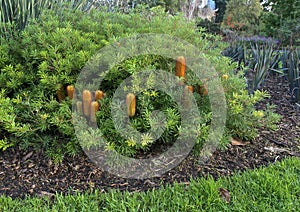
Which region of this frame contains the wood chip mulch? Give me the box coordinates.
[0,74,299,199]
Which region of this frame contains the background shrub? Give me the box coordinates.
[221,0,263,36]
[261,0,300,46]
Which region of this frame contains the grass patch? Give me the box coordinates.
[1,157,299,211]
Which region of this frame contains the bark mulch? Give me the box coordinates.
[0,74,299,199]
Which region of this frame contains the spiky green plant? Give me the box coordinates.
[286,48,300,102]
[0,0,93,38]
[222,43,246,66]
[250,41,280,91]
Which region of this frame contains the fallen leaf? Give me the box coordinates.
[28,163,35,168]
[231,138,250,146]
[73,165,80,171]
[22,152,33,161]
[218,188,230,203]
[264,146,291,154]
[38,191,55,199]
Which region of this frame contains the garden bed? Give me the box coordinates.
[0,73,299,199]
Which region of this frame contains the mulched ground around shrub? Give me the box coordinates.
[0,74,299,199]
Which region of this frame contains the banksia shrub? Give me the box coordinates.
[0,6,281,162]
[175,56,186,78]
[56,84,66,102]
[82,90,92,117]
[95,90,105,101]
[90,101,99,122]
[66,85,75,100]
[126,93,136,117]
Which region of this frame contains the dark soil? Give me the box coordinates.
[1,74,299,199]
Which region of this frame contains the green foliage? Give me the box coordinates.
[90,0,179,14]
[222,41,246,65]
[221,0,263,36]
[215,0,228,23]
[285,48,300,102]
[90,84,184,156]
[226,89,280,140]
[163,0,180,14]
[210,46,281,141]
[0,8,107,157]
[0,0,95,38]
[197,18,222,35]
[223,38,300,104]
[261,0,300,46]
[0,90,31,150]
[249,41,281,91]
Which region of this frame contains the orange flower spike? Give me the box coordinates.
[76,101,83,114]
[56,84,66,102]
[95,90,105,101]
[182,86,193,109]
[82,90,92,117]
[186,85,194,93]
[175,56,186,78]
[199,84,208,96]
[90,101,99,122]
[126,93,136,117]
[66,85,75,100]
